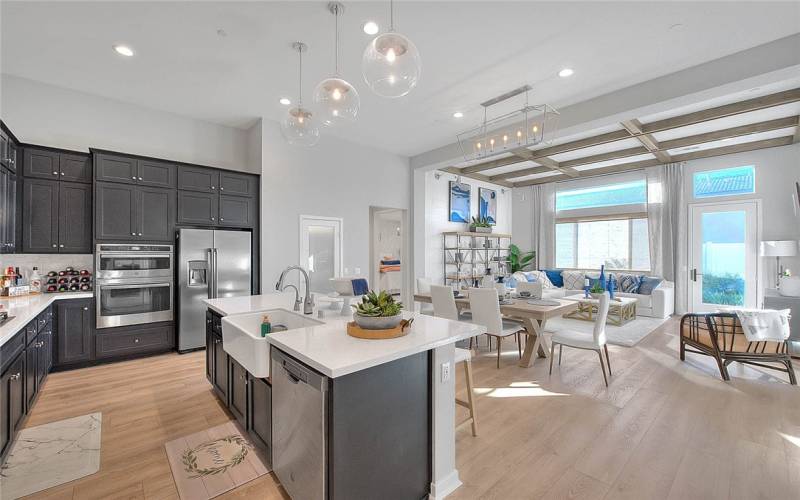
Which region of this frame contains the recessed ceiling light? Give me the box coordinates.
[279,97,291,106]
[113,44,134,57]
[453,111,464,118]
[558,68,574,78]
[363,21,379,35]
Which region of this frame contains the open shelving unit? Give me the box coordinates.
[442,231,512,287]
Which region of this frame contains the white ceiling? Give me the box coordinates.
[2,1,799,157]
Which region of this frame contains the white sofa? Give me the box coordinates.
[513,272,675,319]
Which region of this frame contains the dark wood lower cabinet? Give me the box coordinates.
[95,323,173,359]
[1,354,25,460]
[248,375,272,466]
[55,298,94,367]
[229,358,248,427]
[212,330,228,403]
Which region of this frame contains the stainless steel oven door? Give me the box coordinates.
[96,280,173,328]
[95,245,173,280]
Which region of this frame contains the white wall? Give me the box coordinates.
[422,170,512,285]
[260,120,412,292]
[1,74,251,172]
[683,143,800,288]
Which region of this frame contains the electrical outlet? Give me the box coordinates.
[354,267,361,275]
[441,361,451,383]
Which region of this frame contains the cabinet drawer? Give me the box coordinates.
[95,324,173,359]
[0,329,25,373]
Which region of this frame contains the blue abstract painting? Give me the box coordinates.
[449,181,471,223]
[479,187,497,225]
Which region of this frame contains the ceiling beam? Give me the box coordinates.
[512,134,795,187]
[488,165,552,181]
[560,145,650,169]
[511,148,580,177]
[641,87,800,134]
[659,115,799,150]
[621,119,672,163]
[439,166,514,188]
[459,155,527,175]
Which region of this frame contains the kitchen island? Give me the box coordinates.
[203,293,483,500]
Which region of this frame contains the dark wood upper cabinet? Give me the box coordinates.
[178,166,219,193]
[55,299,94,366]
[58,182,92,253]
[177,191,218,225]
[95,153,138,184]
[95,182,136,241]
[59,154,92,183]
[5,143,18,174]
[0,166,17,254]
[138,186,175,241]
[23,148,60,180]
[219,195,255,228]
[219,171,256,197]
[22,178,59,253]
[138,159,176,188]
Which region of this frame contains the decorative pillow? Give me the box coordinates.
[542,269,564,288]
[637,276,663,295]
[522,270,554,289]
[562,270,585,290]
[512,272,529,284]
[617,273,641,293]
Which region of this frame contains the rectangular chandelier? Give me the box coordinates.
[457,85,559,163]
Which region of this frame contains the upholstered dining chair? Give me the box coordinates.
[468,287,526,368]
[549,292,612,386]
[416,277,434,315]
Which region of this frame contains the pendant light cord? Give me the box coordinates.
[335,5,340,75]
[298,46,303,106]
[389,0,394,31]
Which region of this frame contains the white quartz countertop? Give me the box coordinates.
[0,292,94,347]
[203,293,484,378]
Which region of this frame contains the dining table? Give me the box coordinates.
[413,292,580,367]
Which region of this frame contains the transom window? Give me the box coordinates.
[555,180,647,211]
[693,165,755,199]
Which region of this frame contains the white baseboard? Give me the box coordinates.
[429,469,462,500]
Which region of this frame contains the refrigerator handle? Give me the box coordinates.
[207,248,215,299]
[212,248,219,299]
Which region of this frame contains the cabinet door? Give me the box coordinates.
[41,325,53,377]
[59,153,92,183]
[0,131,7,170]
[23,178,59,253]
[248,375,272,462]
[7,354,26,442]
[137,186,175,241]
[177,191,218,225]
[58,182,92,253]
[229,358,247,426]
[219,171,256,197]
[138,159,176,188]
[23,148,61,180]
[25,342,38,410]
[56,299,94,365]
[0,167,7,253]
[212,332,228,403]
[95,153,138,184]
[178,166,219,193]
[5,171,16,253]
[219,195,255,228]
[95,182,136,240]
[205,311,214,384]
[0,364,9,458]
[7,142,18,173]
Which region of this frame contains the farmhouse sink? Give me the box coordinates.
[221,309,323,378]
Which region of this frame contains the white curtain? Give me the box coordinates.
[646,163,687,314]
[531,183,556,269]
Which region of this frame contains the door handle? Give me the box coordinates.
[690,268,703,282]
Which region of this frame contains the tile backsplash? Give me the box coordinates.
[0,254,94,281]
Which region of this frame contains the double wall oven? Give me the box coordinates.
[95,244,174,328]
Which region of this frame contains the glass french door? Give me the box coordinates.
[688,201,759,312]
[299,216,342,294]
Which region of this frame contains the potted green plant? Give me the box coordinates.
[352,290,404,329]
[470,216,492,233]
[508,244,535,273]
[589,281,605,299]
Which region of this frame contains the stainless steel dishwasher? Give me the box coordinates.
[271,348,328,500]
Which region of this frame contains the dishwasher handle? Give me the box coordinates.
[272,348,327,391]
[279,357,309,385]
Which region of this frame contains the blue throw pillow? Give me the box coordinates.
[617,273,641,293]
[637,276,663,295]
[542,269,564,288]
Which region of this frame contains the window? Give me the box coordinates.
[556,180,647,211]
[693,165,755,199]
[555,218,651,271]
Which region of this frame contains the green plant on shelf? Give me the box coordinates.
[470,216,491,228]
[508,244,535,273]
[352,290,404,317]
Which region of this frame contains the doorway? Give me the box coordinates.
[688,200,760,311]
[370,207,408,303]
[299,215,343,294]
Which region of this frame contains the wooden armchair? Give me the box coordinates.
[679,313,796,385]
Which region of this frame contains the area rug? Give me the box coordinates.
[165,421,270,500]
[0,412,102,499]
[543,315,667,347]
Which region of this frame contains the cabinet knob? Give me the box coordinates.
[59,244,64,248]
[211,186,216,190]
[220,187,224,191]
[53,171,58,175]
[60,172,65,176]
[138,233,142,236]
[131,232,136,236]
[52,244,57,248]
[211,217,216,221]
[138,177,143,181]
[10,373,20,380]
[220,218,224,222]
[132,176,137,180]
[134,338,140,343]
[83,307,88,311]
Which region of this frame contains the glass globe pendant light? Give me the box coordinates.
[313,2,360,126]
[362,0,421,98]
[281,42,320,146]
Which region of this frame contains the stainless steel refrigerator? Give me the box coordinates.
[177,228,252,352]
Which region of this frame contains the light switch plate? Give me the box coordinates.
[441,361,451,383]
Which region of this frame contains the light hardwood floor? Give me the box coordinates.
[20,317,799,499]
